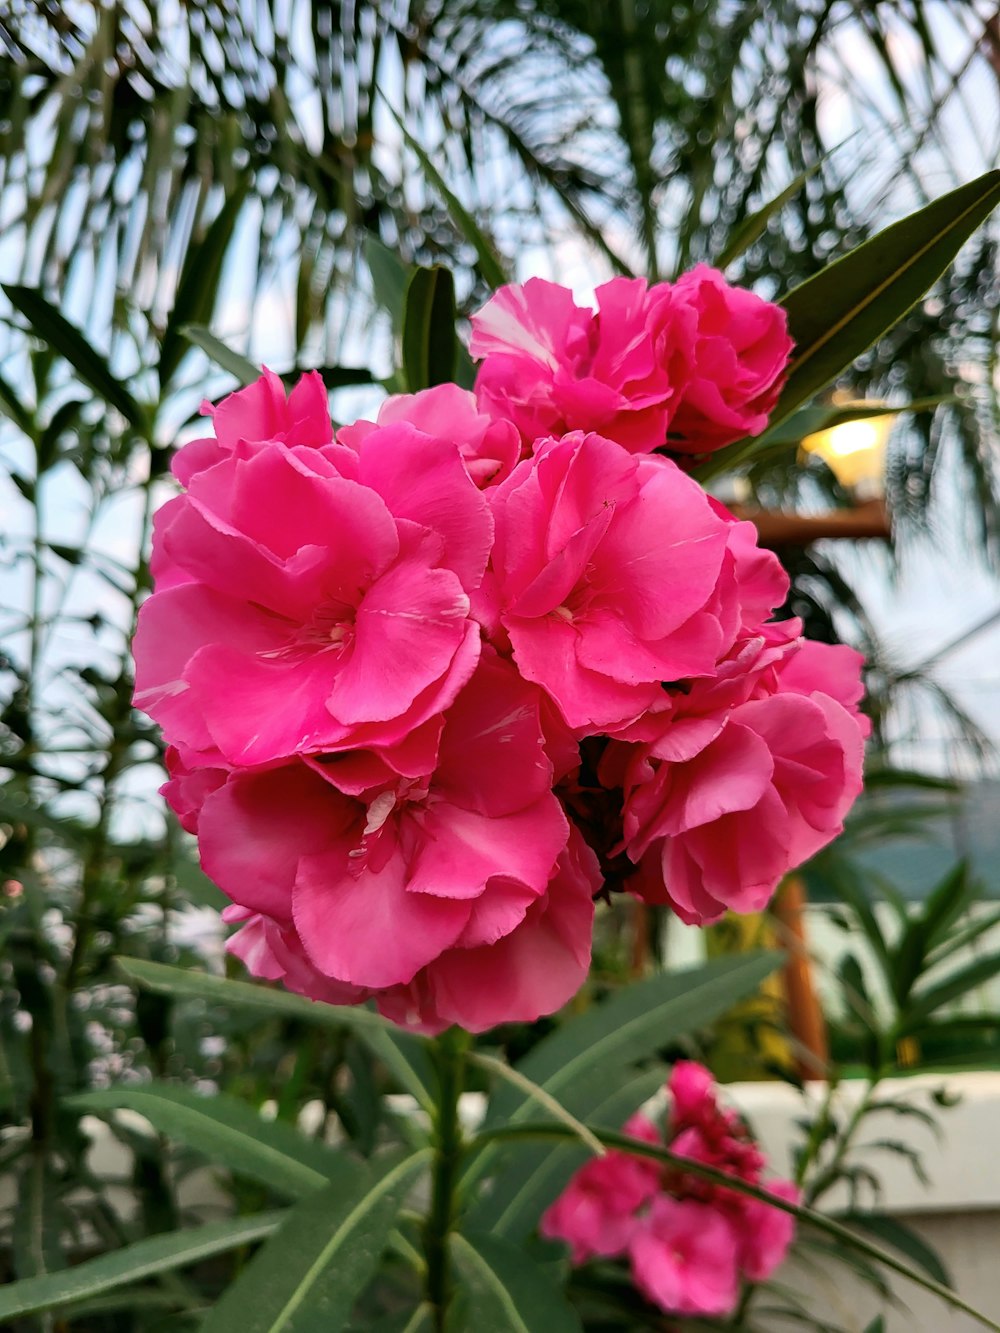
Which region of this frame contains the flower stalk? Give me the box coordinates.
[424,1027,469,1330]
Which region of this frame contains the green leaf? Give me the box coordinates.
[2,285,147,429]
[903,950,1000,1029]
[115,957,435,1112]
[180,325,261,386]
[13,1153,63,1282]
[863,1318,886,1333]
[468,1067,666,1241]
[816,864,893,975]
[919,862,974,954]
[699,170,1000,477]
[716,165,820,269]
[0,368,35,436]
[402,266,457,392]
[448,1232,583,1333]
[389,109,508,289]
[753,396,949,455]
[927,908,1000,969]
[365,234,412,341]
[843,1214,950,1287]
[200,1148,431,1333]
[0,1212,285,1320]
[297,365,375,391]
[483,953,779,1132]
[779,171,1000,416]
[161,188,247,386]
[69,1084,343,1200]
[468,1052,605,1156]
[36,397,84,474]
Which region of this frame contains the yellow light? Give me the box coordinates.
[801,411,893,494]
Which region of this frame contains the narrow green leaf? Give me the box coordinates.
[903,950,1000,1029]
[365,234,412,340]
[13,1153,63,1282]
[483,953,778,1131]
[815,866,893,974]
[779,170,1000,420]
[699,170,1000,477]
[294,365,374,391]
[448,1232,583,1333]
[355,1305,435,1333]
[754,396,949,453]
[200,1148,431,1333]
[927,908,1000,969]
[180,325,261,386]
[36,397,84,474]
[716,165,820,269]
[389,108,508,289]
[468,1067,666,1241]
[402,266,457,392]
[0,368,35,436]
[0,1212,285,1320]
[784,173,1000,410]
[69,1084,342,1200]
[161,189,247,385]
[468,1052,605,1156]
[919,862,974,954]
[115,957,435,1112]
[2,285,146,429]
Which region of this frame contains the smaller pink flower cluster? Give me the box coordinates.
[541,1062,799,1318]
[132,266,865,1034]
[470,267,793,455]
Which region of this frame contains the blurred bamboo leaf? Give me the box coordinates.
[2,285,146,430]
[716,164,821,269]
[389,108,508,289]
[180,326,261,387]
[160,189,248,387]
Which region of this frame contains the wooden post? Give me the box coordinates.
[772,876,829,1080]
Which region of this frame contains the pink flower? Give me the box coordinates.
[470,272,790,456]
[738,1178,800,1281]
[471,277,690,453]
[540,1113,661,1263]
[378,824,599,1032]
[172,369,333,485]
[629,1196,741,1317]
[489,432,735,731]
[777,639,871,735]
[134,424,491,769]
[667,264,793,453]
[614,640,866,923]
[668,1059,717,1128]
[540,1063,799,1307]
[338,383,521,488]
[160,747,228,834]
[173,656,590,1030]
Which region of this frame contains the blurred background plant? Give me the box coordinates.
[3,1,1000,1328]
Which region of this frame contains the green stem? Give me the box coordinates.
[803,1073,881,1208]
[424,1028,468,1331]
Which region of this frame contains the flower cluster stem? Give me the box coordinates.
[424,1028,468,1331]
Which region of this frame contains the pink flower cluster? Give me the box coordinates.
[133,268,865,1033]
[541,1062,799,1317]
